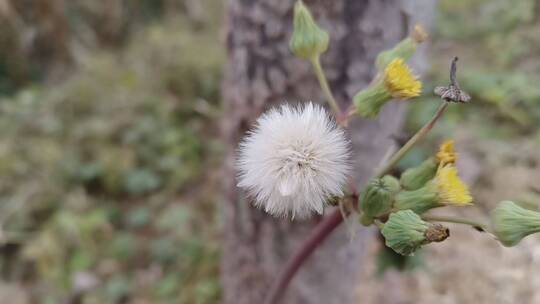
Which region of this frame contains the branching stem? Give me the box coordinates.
[423,214,489,231]
[263,101,451,304]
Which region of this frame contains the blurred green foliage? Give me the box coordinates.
[396,0,540,275]
[0,1,223,303]
[2,0,539,300]
[409,0,540,143]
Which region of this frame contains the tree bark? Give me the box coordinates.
[220,1,435,303]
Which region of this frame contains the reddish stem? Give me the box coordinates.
[263,209,345,304]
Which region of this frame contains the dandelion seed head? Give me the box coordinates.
[237,102,351,218]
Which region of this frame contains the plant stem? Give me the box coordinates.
[263,102,450,304]
[311,56,342,116]
[423,214,489,231]
[373,102,449,178]
[262,209,345,304]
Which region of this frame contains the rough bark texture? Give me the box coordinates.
[220,1,435,303]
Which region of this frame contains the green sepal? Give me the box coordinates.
[400,157,438,191]
[381,210,429,256]
[394,183,439,215]
[353,81,391,118]
[375,38,417,70]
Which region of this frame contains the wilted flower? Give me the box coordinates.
[410,24,428,43]
[382,210,449,256]
[491,200,540,247]
[237,102,351,218]
[354,58,421,118]
[395,165,472,214]
[289,0,329,60]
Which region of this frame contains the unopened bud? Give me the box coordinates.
[491,200,540,247]
[400,157,437,190]
[359,175,400,225]
[289,0,329,60]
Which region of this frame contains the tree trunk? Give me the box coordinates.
[220,1,435,303]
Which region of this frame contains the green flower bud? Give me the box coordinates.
[289,0,329,60]
[382,210,449,256]
[375,38,417,70]
[382,175,401,193]
[375,25,428,70]
[400,157,438,191]
[394,184,438,215]
[491,201,540,247]
[359,175,400,225]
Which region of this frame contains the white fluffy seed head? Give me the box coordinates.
[236,102,351,219]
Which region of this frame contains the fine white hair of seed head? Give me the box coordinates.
[237,102,351,219]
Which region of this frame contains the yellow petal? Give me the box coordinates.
[383,58,422,99]
[434,165,472,206]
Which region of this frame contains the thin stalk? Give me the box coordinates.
[311,56,342,116]
[263,102,451,304]
[373,102,449,178]
[262,210,345,304]
[423,214,489,231]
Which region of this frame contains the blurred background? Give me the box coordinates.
[1,0,540,303]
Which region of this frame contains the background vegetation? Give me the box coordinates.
[0,0,539,303]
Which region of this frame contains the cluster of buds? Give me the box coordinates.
[360,140,472,255]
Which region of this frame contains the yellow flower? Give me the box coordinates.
[434,165,472,205]
[436,139,457,166]
[383,58,422,99]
